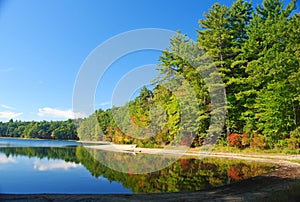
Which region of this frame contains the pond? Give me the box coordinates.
[0,137,276,194]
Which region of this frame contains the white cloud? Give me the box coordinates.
[0,111,23,119]
[38,107,87,119]
[95,102,111,108]
[33,160,81,171]
[0,104,16,110]
[0,155,17,164]
[99,101,110,106]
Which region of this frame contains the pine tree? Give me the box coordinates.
[155,33,211,145]
[239,0,299,145]
[198,3,231,76]
[197,1,252,134]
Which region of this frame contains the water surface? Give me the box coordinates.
[0,138,276,194]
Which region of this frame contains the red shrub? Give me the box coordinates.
[227,133,242,147]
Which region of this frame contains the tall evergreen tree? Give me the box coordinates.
[155,33,211,145]
[239,0,299,144]
[198,1,252,134]
[198,3,231,76]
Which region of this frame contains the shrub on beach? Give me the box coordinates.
[250,134,266,149]
[227,133,242,148]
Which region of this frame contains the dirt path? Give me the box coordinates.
[1,148,299,202]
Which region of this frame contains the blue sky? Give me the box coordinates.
[0,0,297,121]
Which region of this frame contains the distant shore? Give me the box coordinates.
[0,136,78,142]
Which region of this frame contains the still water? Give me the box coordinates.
[0,137,276,194]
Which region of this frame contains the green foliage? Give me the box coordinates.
[77,114,103,141]
[250,134,267,150]
[76,0,299,150]
[0,119,78,140]
[239,0,299,146]
[198,0,253,134]
[6,0,297,150]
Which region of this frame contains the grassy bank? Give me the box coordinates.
[210,144,300,155]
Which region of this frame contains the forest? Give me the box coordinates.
[77,0,300,150]
[0,0,299,151]
[0,119,78,140]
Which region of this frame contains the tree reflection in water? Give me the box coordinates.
[0,146,276,193]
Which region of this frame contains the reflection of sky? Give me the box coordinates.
[0,153,132,194]
[0,154,16,164]
[0,137,80,147]
[33,159,81,171]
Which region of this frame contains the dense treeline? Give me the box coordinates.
[78,0,300,150]
[0,119,78,140]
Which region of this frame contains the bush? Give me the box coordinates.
[274,139,288,149]
[289,127,300,148]
[217,135,229,146]
[241,133,251,148]
[287,137,299,150]
[290,127,300,139]
[250,134,266,149]
[227,133,242,148]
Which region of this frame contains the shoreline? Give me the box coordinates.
[85,144,300,165]
[1,140,300,201]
